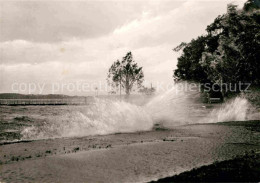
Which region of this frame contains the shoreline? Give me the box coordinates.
[0,120,260,182]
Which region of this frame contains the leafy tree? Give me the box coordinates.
[243,0,260,12]
[107,52,144,95]
[201,4,260,86]
[173,0,260,96]
[173,36,209,83]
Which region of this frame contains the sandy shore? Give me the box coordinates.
[0,121,260,182]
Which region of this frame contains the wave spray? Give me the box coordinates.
[21,83,258,140]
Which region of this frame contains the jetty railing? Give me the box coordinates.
[0,98,91,106]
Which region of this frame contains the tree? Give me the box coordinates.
[173,36,209,83]
[201,3,260,86]
[243,0,260,12]
[173,0,260,96]
[107,52,144,96]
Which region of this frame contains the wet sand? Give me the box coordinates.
[0,121,260,182]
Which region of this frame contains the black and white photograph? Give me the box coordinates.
[0,0,260,182]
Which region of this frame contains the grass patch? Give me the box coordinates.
[73,147,80,152]
[151,152,260,182]
[45,150,51,154]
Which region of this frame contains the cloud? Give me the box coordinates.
[112,0,246,48]
[0,1,147,42]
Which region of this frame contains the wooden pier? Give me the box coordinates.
[0,98,90,106]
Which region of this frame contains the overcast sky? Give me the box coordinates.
[0,0,246,95]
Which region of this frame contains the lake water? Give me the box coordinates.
[1,92,257,143]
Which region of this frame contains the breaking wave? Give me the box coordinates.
[21,98,153,140]
[21,83,259,140]
[207,97,250,123]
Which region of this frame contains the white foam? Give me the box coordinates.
[21,98,153,140]
[21,83,259,140]
[206,97,250,123]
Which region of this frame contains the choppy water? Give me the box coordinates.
[0,84,259,142]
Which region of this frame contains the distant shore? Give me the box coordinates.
[1,120,260,182]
